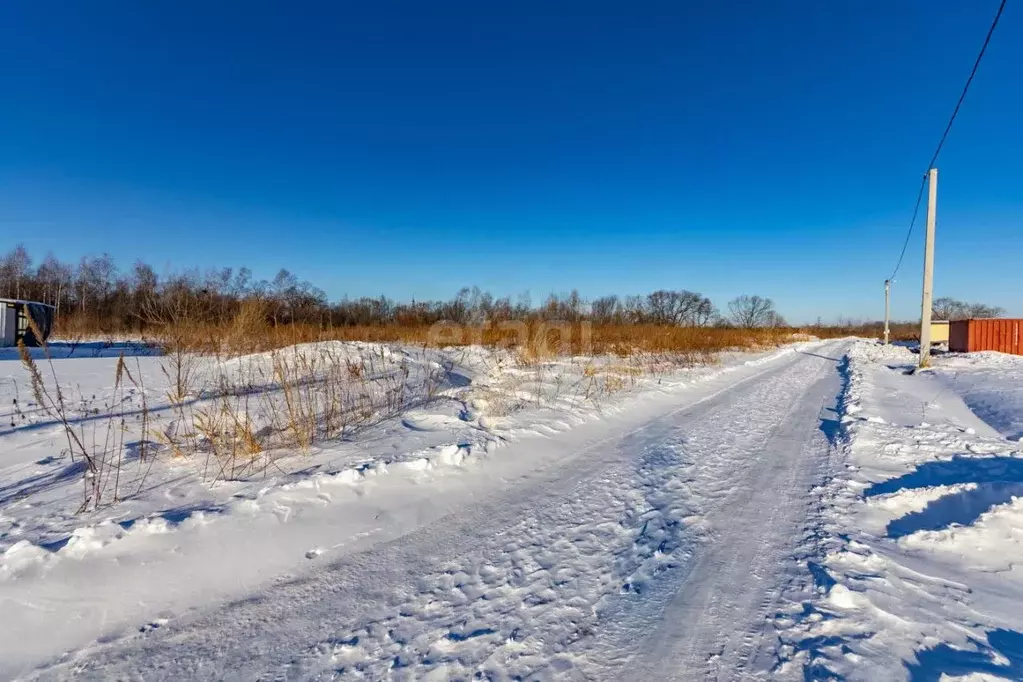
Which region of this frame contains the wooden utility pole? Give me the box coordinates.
[919,168,938,368]
[884,279,891,345]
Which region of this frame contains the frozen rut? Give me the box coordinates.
[31,342,847,681]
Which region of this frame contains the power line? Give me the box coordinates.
[926,0,1008,171]
[887,0,1008,281]
[888,174,927,282]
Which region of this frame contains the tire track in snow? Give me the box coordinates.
[280,436,698,680]
[625,346,845,681]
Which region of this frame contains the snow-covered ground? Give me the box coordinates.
[1,338,817,679]
[933,351,1023,443]
[5,337,1023,681]
[777,341,1023,681]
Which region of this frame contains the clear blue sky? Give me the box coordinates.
[1,1,1020,323]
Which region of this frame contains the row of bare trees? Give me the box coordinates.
[0,245,787,331]
[932,297,1005,321]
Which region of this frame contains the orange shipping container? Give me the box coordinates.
[949,319,1022,355]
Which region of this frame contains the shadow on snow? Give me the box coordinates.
[907,628,1023,681]
[0,341,160,362]
[865,456,1023,539]
[0,458,87,507]
[817,354,851,448]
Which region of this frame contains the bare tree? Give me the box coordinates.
[75,254,117,315]
[646,290,714,326]
[966,302,1005,318]
[0,244,31,299]
[932,297,962,321]
[591,295,620,324]
[692,295,717,326]
[36,253,72,313]
[622,295,647,324]
[933,297,1005,320]
[728,295,778,328]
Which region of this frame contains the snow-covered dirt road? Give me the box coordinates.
[23,341,849,681]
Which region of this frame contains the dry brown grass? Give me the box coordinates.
[18,316,158,511]
[25,310,843,513]
[114,313,812,361]
[128,318,804,480]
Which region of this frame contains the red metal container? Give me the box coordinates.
[949,319,1022,355]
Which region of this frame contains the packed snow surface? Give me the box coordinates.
[3,338,1023,680]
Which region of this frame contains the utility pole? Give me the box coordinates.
[883,279,891,345]
[919,168,938,368]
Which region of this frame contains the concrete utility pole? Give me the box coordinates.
[919,168,938,368]
[884,279,891,345]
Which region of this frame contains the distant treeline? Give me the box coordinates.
[0,245,800,332]
[1,245,1001,339]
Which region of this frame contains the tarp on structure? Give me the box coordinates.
[20,302,55,347]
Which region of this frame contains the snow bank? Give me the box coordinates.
[776,340,1023,681]
[932,351,1023,442]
